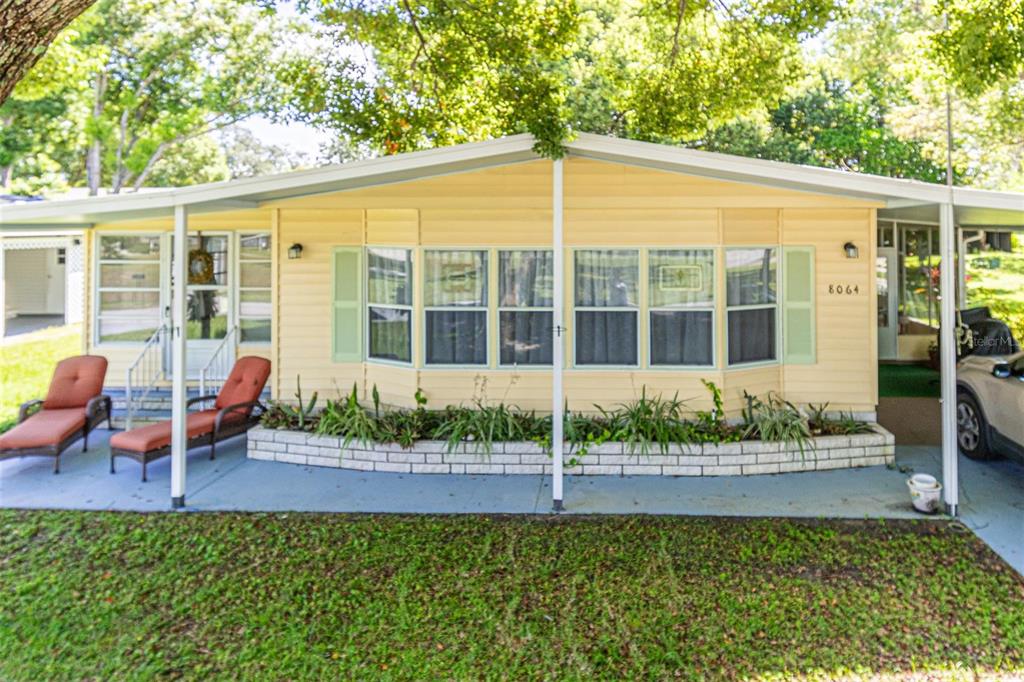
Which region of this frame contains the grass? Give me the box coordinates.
[967,248,1024,342]
[878,363,941,399]
[0,324,82,432]
[0,512,1021,680]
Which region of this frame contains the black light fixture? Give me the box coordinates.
[843,241,859,259]
[288,243,304,259]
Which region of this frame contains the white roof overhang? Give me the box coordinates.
[1,132,1021,229]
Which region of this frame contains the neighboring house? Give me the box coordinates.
[1,134,1022,509]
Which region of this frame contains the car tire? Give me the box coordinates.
[956,391,992,460]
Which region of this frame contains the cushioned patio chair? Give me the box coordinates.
[0,355,111,474]
[109,356,270,481]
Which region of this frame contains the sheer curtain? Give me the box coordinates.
[574,250,639,365]
[424,250,487,365]
[367,248,412,362]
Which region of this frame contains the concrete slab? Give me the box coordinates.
[1,429,1020,575]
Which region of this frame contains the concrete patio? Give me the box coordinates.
[1,429,1021,575]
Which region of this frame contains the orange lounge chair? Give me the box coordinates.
[109,356,270,481]
[0,355,112,473]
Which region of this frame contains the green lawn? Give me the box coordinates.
[0,324,83,432]
[967,248,1024,341]
[0,512,1021,680]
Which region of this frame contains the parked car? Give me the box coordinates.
[956,351,1024,462]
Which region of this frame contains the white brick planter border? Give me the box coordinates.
[247,425,896,476]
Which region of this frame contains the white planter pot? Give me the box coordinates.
[906,473,943,513]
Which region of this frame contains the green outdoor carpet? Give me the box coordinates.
[878,363,941,398]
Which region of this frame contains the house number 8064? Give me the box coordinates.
[828,284,860,295]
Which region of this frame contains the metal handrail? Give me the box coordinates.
[125,325,168,430]
[199,325,237,397]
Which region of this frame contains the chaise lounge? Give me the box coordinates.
[0,355,112,473]
[109,356,270,481]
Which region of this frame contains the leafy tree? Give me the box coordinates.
[290,0,842,157]
[145,135,231,187]
[60,0,307,194]
[695,78,952,182]
[219,126,309,179]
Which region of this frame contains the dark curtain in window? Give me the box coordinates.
[500,311,552,365]
[728,308,776,364]
[575,311,637,365]
[426,310,487,364]
[650,311,713,365]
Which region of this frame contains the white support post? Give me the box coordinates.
[551,158,565,512]
[956,227,967,309]
[939,202,959,516]
[170,205,189,509]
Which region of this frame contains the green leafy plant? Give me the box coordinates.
[317,384,379,447]
[807,403,875,436]
[599,387,691,455]
[742,393,812,454]
[260,376,319,431]
[433,402,546,454]
[695,381,740,443]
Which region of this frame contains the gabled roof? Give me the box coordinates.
[1,133,1021,228]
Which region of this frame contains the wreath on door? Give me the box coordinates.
[188,248,215,285]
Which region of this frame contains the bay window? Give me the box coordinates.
[238,233,272,343]
[574,249,639,366]
[96,234,162,343]
[499,250,554,366]
[649,249,715,366]
[367,247,413,363]
[726,248,778,365]
[424,250,488,365]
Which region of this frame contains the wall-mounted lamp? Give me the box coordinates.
[843,242,859,259]
[288,243,304,259]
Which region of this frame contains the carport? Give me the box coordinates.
[879,190,1024,515]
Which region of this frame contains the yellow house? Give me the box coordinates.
[3,133,1023,510]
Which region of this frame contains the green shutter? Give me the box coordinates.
[782,246,815,364]
[332,247,363,362]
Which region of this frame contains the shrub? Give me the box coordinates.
[807,403,876,436]
[742,392,811,453]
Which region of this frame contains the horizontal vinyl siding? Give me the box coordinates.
[276,209,363,397]
[781,208,876,411]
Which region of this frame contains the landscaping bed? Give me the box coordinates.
[254,382,893,475]
[1,511,1021,679]
[248,426,895,475]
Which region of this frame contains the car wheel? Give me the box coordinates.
[956,392,991,460]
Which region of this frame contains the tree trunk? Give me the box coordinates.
[0,0,97,105]
[0,165,10,190]
[86,71,107,195]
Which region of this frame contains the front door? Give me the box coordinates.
[166,233,235,379]
[877,248,898,360]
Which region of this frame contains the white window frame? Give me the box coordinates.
[422,247,489,368]
[647,247,717,369]
[94,231,164,347]
[366,245,414,367]
[571,247,641,369]
[236,231,272,346]
[725,245,780,368]
[497,248,555,369]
